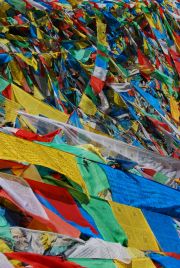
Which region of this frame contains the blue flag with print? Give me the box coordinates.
[143,209,180,253]
[100,164,180,218]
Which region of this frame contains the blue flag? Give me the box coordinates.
[143,209,180,253]
[100,164,180,218]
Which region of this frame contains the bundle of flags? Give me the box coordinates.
[0,0,179,267]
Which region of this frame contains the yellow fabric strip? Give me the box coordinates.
[145,14,156,28]
[6,33,28,42]
[113,91,126,107]
[114,257,156,268]
[109,201,159,251]
[16,53,38,71]
[114,260,130,268]
[68,0,82,7]
[0,132,88,195]
[12,84,69,123]
[127,248,144,259]
[0,2,11,17]
[79,94,97,116]
[22,165,43,182]
[4,99,20,123]
[96,16,108,47]
[33,85,44,101]
[170,96,179,123]
[131,258,156,268]
[8,60,24,86]
[0,239,12,253]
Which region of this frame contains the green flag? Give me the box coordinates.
[69,259,116,268]
[77,157,109,196]
[82,197,128,245]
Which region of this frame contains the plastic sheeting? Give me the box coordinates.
[17,112,180,179]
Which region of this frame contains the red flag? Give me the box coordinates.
[90,76,105,94]
[5,252,83,268]
[148,117,171,132]
[27,179,98,234]
[2,84,12,99]
[15,129,60,142]
[137,49,155,79]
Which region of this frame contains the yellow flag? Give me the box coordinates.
[156,17,163,32]
[109,201,159,251]
[145,14,155,28]
[37,27,43,39]
[42,54,53,67]
[114,92,126,107]
[161,83,169,98]
[68,0,82,7]
[6,33,28,42]
[143,38,149,54]
[12,84,69,123]
[0,2,11,17]
[74,28,87,39]
[170,96,179,123]
[33,85,44,101]
[80,144,105,162]
[114,257,156,268]
[127,248,144,259]
[4,99,20,123]
[131,121,139,133]
[135,3,143,14]
[75,41,89,49]
[79,94,97,116]
[22,164,43,182]
[131,257,156,268]
[96,16,108,47]
[28,11,35,22]
[0,39,9,45]
[114,260,130,268]
[16,53,38,71]
[9,60,24,86]
[0,132,88,195]
[0,239,12,253]
[1,26,8,33]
